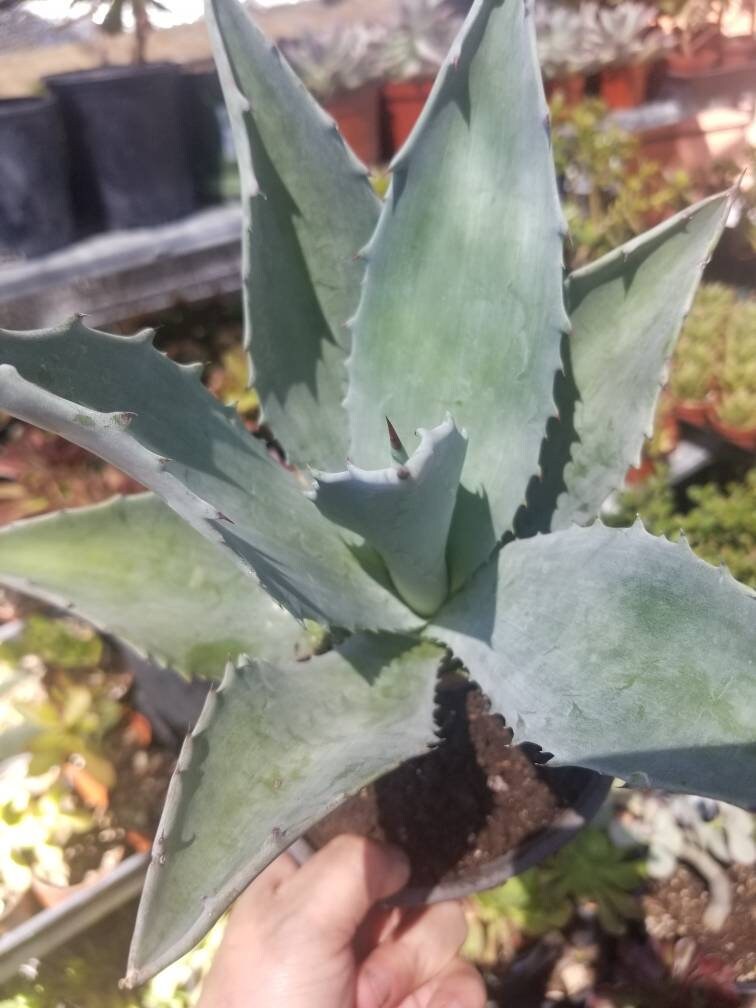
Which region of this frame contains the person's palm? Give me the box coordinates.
[198,836,485,1008]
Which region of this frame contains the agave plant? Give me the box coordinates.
[0,0,753,984]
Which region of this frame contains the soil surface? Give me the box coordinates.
[308,680,577,890]
[644,864,756,984]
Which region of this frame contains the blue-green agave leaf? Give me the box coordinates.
[207,0,380,469]
[311,416,468,615]
[430,521,756,807]
[126,635,442,985]
[345,0,568,588]
[0,319,419,633]
[0,494,305,678]
[516,192,732,537]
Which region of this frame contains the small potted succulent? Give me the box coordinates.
[0,93,75,260]
[281,23,387,166]
[666,283,756,449]
[535,2,599,104]
[379,0,462,153]
[0,0,753,989]
[583,1,670,107]
[43,0,195,235]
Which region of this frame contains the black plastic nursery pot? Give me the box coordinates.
[180,65,239,207]
[0,96,75,259]
[44,63,196,235]
[293,680,612,904]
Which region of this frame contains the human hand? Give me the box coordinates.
[197,834,485,1008]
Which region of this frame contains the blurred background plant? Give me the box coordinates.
[549,95,693,265]
[610,792,755,931]
[280,23,387,100]
[659,283,756,440]
[66,0,174,62]
[607,466,756,586]
[536,2,601,81]
[378,0,462,81]
[582,0,671,67]
[0,903,223,1007]
[464,827,647,968]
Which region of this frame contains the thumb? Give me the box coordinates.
[281,835,411,942]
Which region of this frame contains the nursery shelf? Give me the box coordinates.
[0,852,148,985]
[0,205,242,331]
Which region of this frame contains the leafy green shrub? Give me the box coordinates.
[550,95,692,267]
[663,283,756,434]
[609,468,756,588]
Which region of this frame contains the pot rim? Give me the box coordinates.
[0,95,58,118]
[290,766,613,905]
[44,61,181,90]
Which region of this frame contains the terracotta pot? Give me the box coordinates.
[706,409,756,452]
[673,400,709,429]
[383,77,434,156]
[625,457,656,486]
[324,82,381,166]
[545,73,586,105]
[599,63,650,109]
[290,766,612,906]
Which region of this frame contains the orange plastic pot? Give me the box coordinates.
[674,400,709,429]
[324,83,381,166]
[383,77,434,156]
[599,62,650,108]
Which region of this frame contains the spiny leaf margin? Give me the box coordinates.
[126,634,443,985]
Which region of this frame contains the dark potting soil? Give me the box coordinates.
[308,681,575,889]
[643,864,756,983]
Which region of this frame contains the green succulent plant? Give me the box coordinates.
[610,791,755,931]
[581,1,670,67]
[663,283,756,432]
[535,2,601,78]
[0,613,103,672]
[379,0,463,81]
[609,467,756,589]
[0,615,120,787]
[0,767,92,912]
[0,0,753,984]
[465,825,645,964]
[550,95,693,267]
[542,826,645,935]
[280,23,387,100]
